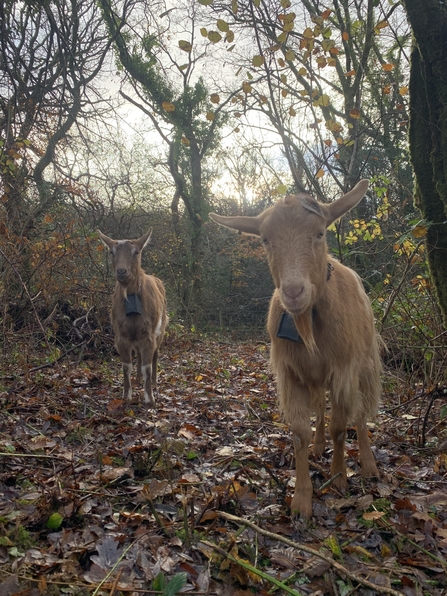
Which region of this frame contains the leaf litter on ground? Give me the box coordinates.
[0,333,446,595]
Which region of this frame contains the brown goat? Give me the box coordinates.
[98,229,168,406]
[210,180,381,517]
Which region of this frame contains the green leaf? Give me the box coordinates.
[178,40,192,52]
[46,512,63,530]
[217,19,229,32]
[164,573,187,596]
[152,572,165,593]
[208,31,222,43]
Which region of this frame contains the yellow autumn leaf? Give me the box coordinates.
[374,20,389,31]
[252,54,265,67]
[210,93,220,104]
[226,30,235,43]
[242,81,252,94]
[321,9,331,19]
[342,31,349,40]
[349,108,361,119]
[412,225,428,238]
[206,112,215,121]
[285,49,295,61]
[315,168,325,178]
[162,102,175,112]
[231,0,238,13]
[200,28,208,37]
[289,107,296,116]
[382,63,395,71]
[399,86,409,96]
[178,40,192,52]
[281,89,288,97]
[181,136,190,146]
[303,27,313,38]
[298,67,307,76]
[277,183,288,194]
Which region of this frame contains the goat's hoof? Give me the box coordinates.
[313,440,325,457]
[361,462,379,478]
[291,495,313,519]
[331,470,347,492]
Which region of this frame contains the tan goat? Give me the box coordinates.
[210,179,381,517]
[98,228,168,406]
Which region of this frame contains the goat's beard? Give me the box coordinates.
[293,309,318,355]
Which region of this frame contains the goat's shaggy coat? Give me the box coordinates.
[98,229,167,406]
[210,180,381,517]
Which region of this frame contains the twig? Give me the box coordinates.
[0,451,72,460]
[319,471,342,491]
[218,512,406,596]
[91,535,147,596]
[200,539,305,596]
[0,247,61,371]
[27,341,86,373]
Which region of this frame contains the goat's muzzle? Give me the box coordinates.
[280,282,311,315]
[116,269,130,283]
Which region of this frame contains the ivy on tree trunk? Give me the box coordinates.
[403,0,447,323]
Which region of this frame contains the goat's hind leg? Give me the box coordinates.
[356,416,378,478]
[152,349,159,386]
[328,402,349,492]
[140,344,155,406]
[313,390,326,457]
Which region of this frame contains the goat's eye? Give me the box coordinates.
[262,238,269,245]
[316,231,324,239]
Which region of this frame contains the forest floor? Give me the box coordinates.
[0,331,446,596]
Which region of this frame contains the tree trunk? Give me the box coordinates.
[402,0,447,322]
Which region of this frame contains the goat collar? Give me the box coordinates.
[277,262,333,342]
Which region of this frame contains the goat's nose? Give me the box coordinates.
[282,284,304,300]
[117,268,127,277]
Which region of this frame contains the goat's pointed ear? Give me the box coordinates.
[136,228,152,250]
[209,213,261,236]
[324,179,369,227]
[97,230,115,250]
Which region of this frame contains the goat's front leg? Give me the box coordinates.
[152,349,159,386]
[279,380,314,518]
